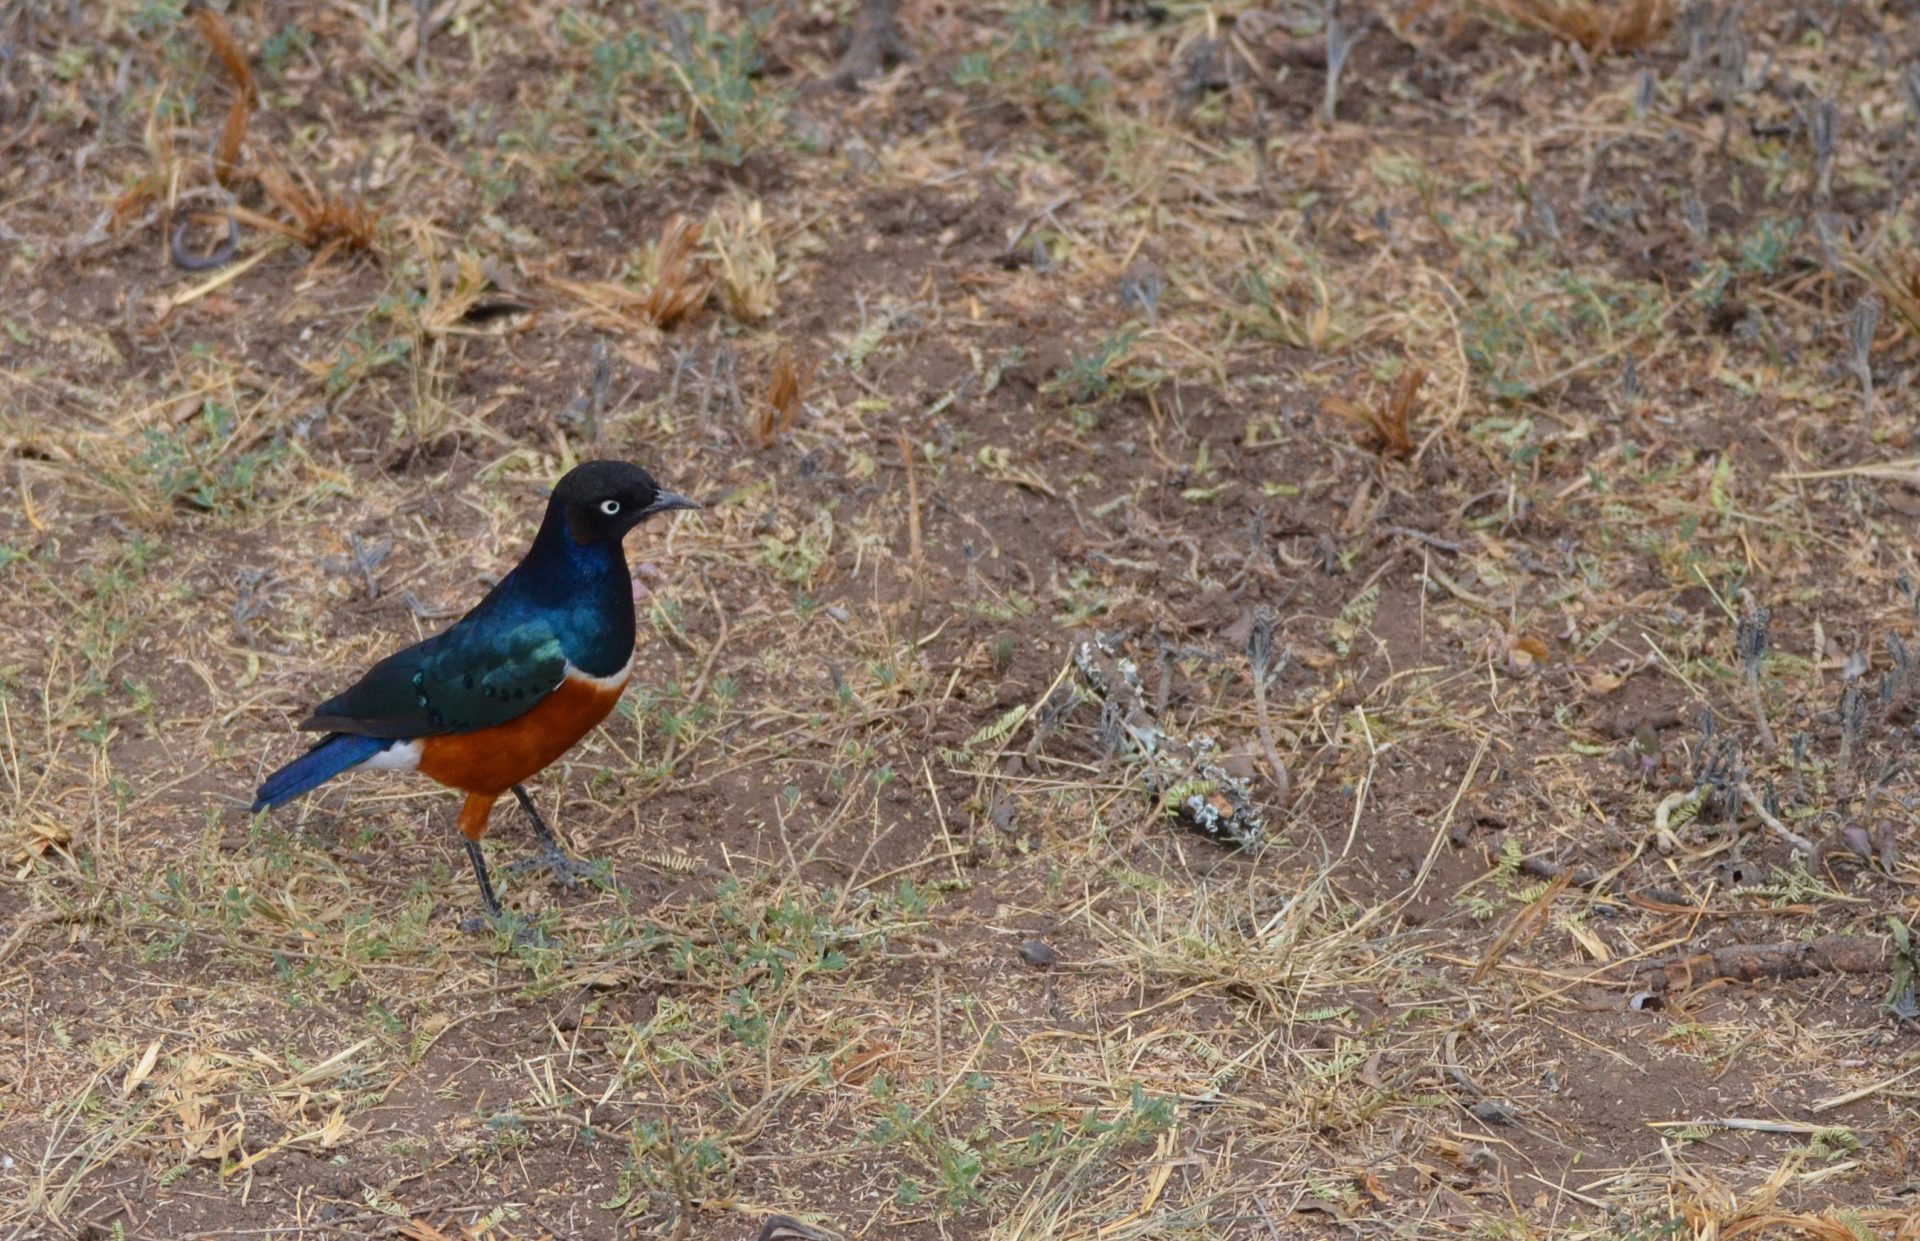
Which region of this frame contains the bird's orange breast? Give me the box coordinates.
[417,668,628,796]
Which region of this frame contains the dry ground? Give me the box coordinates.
[3,1,1920,1237]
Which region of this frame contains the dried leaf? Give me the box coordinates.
[123,1037,163,1096]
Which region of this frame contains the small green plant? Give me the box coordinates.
[129,403,285,516]
[321,324,412,398]
[259,23,313,77]
[1045,328,1141,405]
[1736,216,1800,277]
[563,6,788,170]
[1888,917,1917,1022]
[1442,221,1666,401]
[950,3,1107,118]
[128,1,185,35]
[1236,243,1374,353]
[602,1119,733,1221]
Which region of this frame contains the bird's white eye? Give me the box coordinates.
[599,499,622,516]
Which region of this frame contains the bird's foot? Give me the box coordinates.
[503,841,602,894]
[459,909,555,949]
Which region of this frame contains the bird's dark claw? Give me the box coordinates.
[503,841,601,894]
[504,786,603,894]
[459,910,554,949]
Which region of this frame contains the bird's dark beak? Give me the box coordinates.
[644,491,702,516]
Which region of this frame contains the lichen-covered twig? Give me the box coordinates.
[1323,1,1363,124]
[1073,634,1263,846]
[1247,606,1292,809]
[1837,682,1867,795]
[1808,97,1838,202]
[1848,295,1880,437]
[1736,604,1777,753]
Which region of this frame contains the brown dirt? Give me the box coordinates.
[4,2,1920,1239]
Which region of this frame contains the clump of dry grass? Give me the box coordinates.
[1233,236,1378,354]
[536,199,760,352]
[254,166,381,259]
[1326,365,1423,459]
[416,249,499,337]
[193,5,255,188]
[1104,866,1383,1018]
[1481,0,1676,53]
[553,215,713,335]
[633,214,714,327]
[1849,249,1920,341]
[750,345,811,448]
[110,6,380,267]
[708,196,780,322]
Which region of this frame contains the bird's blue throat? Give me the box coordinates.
[493,512,636,678]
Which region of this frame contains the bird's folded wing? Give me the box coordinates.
[301,620,570,738]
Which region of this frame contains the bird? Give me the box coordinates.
[250,460,700,928]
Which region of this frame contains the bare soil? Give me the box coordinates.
[4,2,1920,1239]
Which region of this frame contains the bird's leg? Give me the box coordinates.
[502,783,599,893]
[454,792,549,946]
[465,837,504,920]
[455,793,503,922]
[512,783,564,851]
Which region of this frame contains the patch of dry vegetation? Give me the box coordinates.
[1482,0,1677,54]
[2,1,1918,1238]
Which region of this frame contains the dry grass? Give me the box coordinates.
[1326,364,1424,459]
[708,197,781,323]
[751,345,811,448]
[552,214,714,337]
[1482,0,1678,54]
[254,165,381,258]
[3,1,1919,1238]
[192,5,255,188]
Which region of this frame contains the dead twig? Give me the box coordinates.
[1737,783,1816,854]
[1629,934,1890,992]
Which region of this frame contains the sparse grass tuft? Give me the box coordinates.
[256,165,381,260]
[2,1,1917,1236]
[1327,364,1423,459]
[1234,239,1375,354]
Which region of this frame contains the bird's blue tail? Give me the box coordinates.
[252,734,389,812]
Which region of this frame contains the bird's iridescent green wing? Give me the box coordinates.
[301,619,569,738]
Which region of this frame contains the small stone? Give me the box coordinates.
[1016,939,1058,969]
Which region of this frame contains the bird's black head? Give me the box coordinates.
[550,459,701,545]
